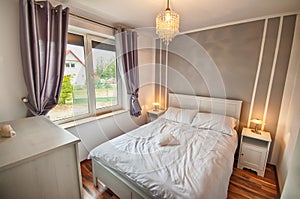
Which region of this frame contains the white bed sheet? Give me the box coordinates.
[89,117,238,199]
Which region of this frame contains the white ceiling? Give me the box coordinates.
[57,0,300,32]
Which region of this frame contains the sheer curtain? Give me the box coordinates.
[115,29,142,117]
[19,0,69,116]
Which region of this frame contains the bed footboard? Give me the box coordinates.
[91,158,152,199]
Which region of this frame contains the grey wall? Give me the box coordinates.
[279,61,300,195]
[0,0,27,121]
[169,20,265,126]
[155,15,296,161]
[281,130,300,198]
[273,14,300,191]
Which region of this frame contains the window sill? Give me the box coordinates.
[58,109,129,129]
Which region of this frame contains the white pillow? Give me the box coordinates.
[191,112,237,135]
[163,107,198,124]
[159,134,180,146]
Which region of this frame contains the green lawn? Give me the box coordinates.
[48,85,118,121]
[72,86,117,103]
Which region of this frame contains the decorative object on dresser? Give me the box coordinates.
[0,124,16,138]
[0,116,83,199]
[238,127,272,177]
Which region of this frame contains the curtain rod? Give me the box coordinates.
[33,1,45,8]
[33,1,116,30]
[70,13,117,30]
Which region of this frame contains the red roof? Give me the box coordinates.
[66,50,85,66]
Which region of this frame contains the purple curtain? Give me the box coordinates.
[19,0,69,116]
[115,29,142,117]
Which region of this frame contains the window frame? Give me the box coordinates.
[86,33,122,115]
[50,29,124,124]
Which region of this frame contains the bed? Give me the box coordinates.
[89,93,242,199]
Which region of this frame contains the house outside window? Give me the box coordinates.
[48,31,122,122]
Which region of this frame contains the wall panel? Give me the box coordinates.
[266,15,296,157]
[252,18,279,122]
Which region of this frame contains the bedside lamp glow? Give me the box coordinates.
[250,118,264,134]
[153,102,160,111]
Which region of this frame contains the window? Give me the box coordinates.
[90,36,118,110]
[48,31,122,122]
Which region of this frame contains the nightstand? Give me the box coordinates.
[237,127,272,177]
[147,109,165,123]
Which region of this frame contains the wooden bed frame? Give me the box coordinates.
[92,93,242,199]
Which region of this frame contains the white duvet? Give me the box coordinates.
[89,117,238,199]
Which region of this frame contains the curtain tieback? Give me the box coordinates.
[130,92,139,100]
[130,92,141,117]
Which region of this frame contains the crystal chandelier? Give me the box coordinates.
[156,0,179,45]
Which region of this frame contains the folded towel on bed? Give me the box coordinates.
[159,134,180,146]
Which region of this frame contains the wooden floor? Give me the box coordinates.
[81,160,119,199]
[228,163,279,199]
[81,159,279,199]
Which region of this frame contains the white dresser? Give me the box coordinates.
[0,116,82,199]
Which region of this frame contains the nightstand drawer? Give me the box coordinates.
[243,136,269,148]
